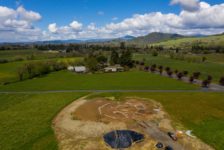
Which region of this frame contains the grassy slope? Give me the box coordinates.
[154,34,224,48]
[0,71,198,91]
[89,92,224,150]
[0,93,87,150]
[134,54,224,83]
[0,57,82,84]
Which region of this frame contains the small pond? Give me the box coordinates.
[103,130,144,149]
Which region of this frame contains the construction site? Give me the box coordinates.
[53,97,214,150]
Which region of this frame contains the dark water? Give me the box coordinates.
[103,130,144,149]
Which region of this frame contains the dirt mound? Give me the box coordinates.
[53,96,214,150]
[72,99,156,124]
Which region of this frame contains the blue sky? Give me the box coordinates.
[0,0,224,42]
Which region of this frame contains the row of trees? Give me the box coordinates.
[133,61,224,87]
[17,61,68,81]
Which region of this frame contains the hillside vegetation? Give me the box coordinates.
[129,32,184,45]
[154,34,224,48]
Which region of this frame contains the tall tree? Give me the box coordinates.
[110,50,119,65]
[120,50,133,68]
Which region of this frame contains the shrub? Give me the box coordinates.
[193,72,201,79]
[177,72,184,80]
[174,70,179,74]
[189,76,194,83]
[183,71,189,76]
[220,77,224,86]
[167,71,173,77]
[150,64,157,72]
[207,75,213,81]
[165,67,170,72]
[158,66,163,74]
[144,66,149,71]
[202,80,210,88]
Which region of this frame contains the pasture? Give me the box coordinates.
[0,71,198,91]
[0,93,87,150]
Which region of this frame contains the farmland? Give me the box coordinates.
[0,93,87,150]
[0,70,198,91]
[134,54,224,83]
[0,57,83,84]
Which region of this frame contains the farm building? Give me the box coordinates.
[67,66,87,73]
[74,66,86,73]
[104,65,124,72]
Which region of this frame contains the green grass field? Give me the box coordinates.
[0,50,60,61]
[0,71,198,91]
[88,92,224,150]
[0,93,87,150]
[134,54,224,83]
[0,57,82,84]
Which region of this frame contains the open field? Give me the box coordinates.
[0,49,61,61]
[0,71,198,91]
[0,57,82,84]
[88,92,224,150]
[134,54,224,83]
[0,93,87,150]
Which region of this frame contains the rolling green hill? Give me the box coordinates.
[129,32,185,45]
[154,33,224,48]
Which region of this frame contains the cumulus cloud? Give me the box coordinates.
[0,5,42,42]
[48,23,58,33]
[69,21,83,30]
[171,0,200,12]
[1,0,224,42]
[17,6,41,21]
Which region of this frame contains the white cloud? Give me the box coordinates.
[48,23,58,33]
[69,21,83,30]
[0,5,42,42]
[17,6,41,21]
[171,0,200,12]
[180,2,224,28]
[1,1,224,42]
[0,6,15,18]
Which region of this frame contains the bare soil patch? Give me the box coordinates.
[53,96,214,150]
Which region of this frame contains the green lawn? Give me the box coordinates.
[88,92,224,150]
[0,71,198,91]
[134,54,224,83]
[0,93,87,150]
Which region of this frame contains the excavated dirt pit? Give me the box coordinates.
[53,97,214,150]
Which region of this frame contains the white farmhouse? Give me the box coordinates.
[104,65,124,72]
[74,66,86,73]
